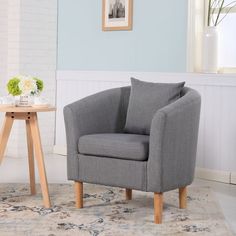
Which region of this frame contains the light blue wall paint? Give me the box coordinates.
[58,0,188,72]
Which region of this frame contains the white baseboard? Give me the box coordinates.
[0,153,233,184]
[195,168,231,184]
[53,145,66,156]
[0,154,68,183]
[53,145,232,184]
[231,172,236,184]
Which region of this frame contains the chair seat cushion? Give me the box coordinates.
[78,133,149,161]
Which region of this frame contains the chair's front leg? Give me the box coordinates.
[154,192,163,224]
[179,186,187,209]
[75,181,83,208]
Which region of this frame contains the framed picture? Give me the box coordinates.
[102,0,133,31]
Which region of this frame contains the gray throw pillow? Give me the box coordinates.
[124,78,185,135]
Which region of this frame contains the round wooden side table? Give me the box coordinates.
[0,106,56,208]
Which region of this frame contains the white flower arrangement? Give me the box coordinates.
[7,75,44,96]
[18,76,38,95]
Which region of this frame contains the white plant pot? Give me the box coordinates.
[202,26,218,73]
[18,95,32,107]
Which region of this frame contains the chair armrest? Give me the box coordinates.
[147,88,201,193]
[64,88,128,155]
[63,87,130,180]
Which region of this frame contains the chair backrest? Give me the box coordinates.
[180,86,192,97]
[117,86,194,133]
[116,86,131,132]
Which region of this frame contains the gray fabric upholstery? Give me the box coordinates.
[78,154,147,191]
[64,86,201,193]
[124,78,185,135]
[63,87,130,180]
[79,133,149,161]
[147,87,201,193]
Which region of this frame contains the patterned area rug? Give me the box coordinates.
[0,184,233,236]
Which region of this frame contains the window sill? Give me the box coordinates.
[184,72,236,87]
[218,68,236,74]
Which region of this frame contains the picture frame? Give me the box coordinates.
[102,0,133,31]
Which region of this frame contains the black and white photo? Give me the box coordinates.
[108,0,126,19]
[102,0,133,31]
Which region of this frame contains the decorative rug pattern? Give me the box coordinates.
[0,184,233,236]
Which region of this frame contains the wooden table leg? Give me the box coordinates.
[26,120,36,195]
[29,113,51,208]
[0,114,14,164]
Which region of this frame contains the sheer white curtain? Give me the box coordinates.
[187,0,205,72]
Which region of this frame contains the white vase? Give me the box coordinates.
[18,95,32,106]
[202,26,218,73]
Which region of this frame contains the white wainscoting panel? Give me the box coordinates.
[0,0,57,159]
[56,71,236,181]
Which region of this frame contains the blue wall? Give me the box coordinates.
[58,0,188,72]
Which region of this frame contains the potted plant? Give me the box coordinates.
[7,75,44,106]
[203,0,236,73]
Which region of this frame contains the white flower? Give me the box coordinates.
[18,77,37,95]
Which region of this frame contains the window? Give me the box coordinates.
[214,1,236,70]
[187,0,236,73]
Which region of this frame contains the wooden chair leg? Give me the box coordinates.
[75,181,83,208]
[154,192,163,224]
[125,189,132,200]
[179,186,187,209]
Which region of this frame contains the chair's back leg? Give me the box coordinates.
[179,186,187,209]
[126,189,132,200]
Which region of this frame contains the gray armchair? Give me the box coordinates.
[64,86,201,224]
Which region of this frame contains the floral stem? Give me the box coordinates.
[217,3,236,25]
[215,0,225,26]
[208,0,212,26]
